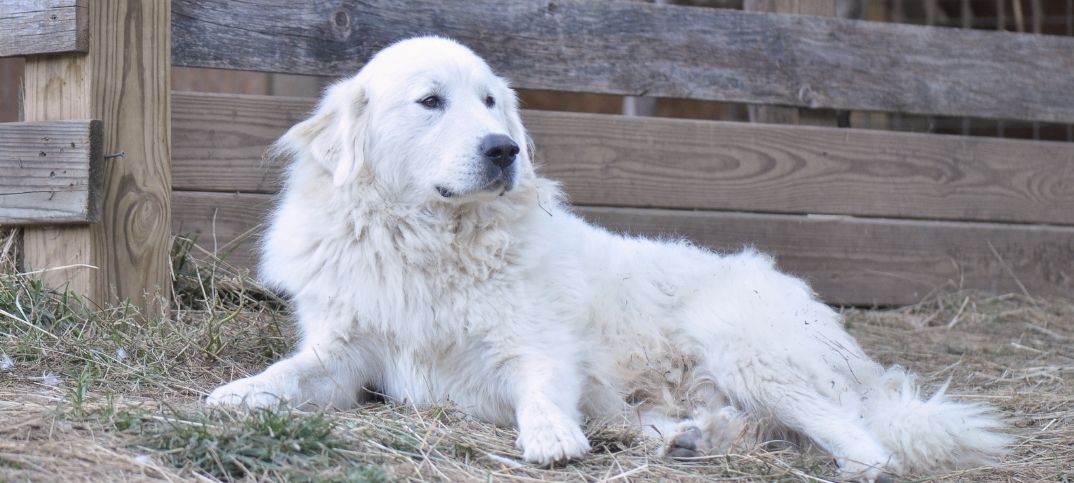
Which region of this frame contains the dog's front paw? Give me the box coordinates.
[837,454,894,483]
[206,375,290,408]
[515,402,590,465]
[516,419,590,465]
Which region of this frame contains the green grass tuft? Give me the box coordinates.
[135,407,380,482]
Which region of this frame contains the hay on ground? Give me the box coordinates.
[0,228,1070,482]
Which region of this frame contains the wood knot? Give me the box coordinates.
[797,84,817,107]
[333,10,350,28]
[330,10,352,39]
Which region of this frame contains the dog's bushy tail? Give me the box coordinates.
[864,367,1011,474]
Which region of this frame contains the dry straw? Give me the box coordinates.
[0,228,1070,482]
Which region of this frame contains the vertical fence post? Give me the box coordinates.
[22,0,171,315]
[621,0,666,117]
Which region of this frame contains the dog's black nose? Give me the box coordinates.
[480,134,519,169]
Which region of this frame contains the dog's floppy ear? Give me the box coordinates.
[274,81,370,186]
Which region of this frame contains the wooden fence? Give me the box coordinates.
[3,0,1074,307]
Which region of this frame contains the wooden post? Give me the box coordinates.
[621,0,666,117]
[743,0,836,125]
[1068,0,1073,142]
[21,0,171,314]
[960,0,972,135]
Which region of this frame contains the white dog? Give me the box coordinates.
[208,37,1009,481]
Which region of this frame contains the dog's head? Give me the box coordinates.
[276,36,532,204]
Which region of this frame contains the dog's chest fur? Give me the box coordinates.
[261,171,564,412]
[271,187,531,329]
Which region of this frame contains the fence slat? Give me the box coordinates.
[0,120,102,224]
[0,0,87,57]
[172,92,313,193]
[172,92,1074,226]
[22,0,171,312]
[171,190,1074,306]
[171,0,1074,123]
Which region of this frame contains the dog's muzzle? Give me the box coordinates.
[436,134,520,199]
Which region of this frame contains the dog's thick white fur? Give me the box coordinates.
[208,37,1009,480]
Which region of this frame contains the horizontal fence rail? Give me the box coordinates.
[172,0,1074,124]
[0,120,103,224]
[170,92,1074,305]
[173,92,1074,225]
[0,0,88,57]
[171,190,1074,306]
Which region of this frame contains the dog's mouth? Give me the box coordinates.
[482,178,509,196]
[436,176,511,199]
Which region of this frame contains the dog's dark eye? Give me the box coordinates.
[418,95,443,110]
[484,95,495,108]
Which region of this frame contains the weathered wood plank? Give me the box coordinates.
[0,120,102,224]
[744,0,835,16]
[0,0,87,57]
[22,0,171,311]
[171,0,1074,123]
[583,207,1074,306]
[172,191,276,267]
[171,92,1074,226]
[172,92,314,193]
[171,190,1074,306]
[744,0,832,125]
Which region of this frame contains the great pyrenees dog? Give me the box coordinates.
[208,37,1008,480]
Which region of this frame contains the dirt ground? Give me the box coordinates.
[0,233,1071,482]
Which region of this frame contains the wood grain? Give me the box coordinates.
[172,92,314,193]
[171,190,1074,306]
[171,93,1074,226]
[172,191,275,267]
[171,0,1074,123]
[22,55,98,299]
[0,120,103,224]
[744,0,835,16]
[22,0,171,311]
[743,0,834,125]
[0,0,87,57]
[582,207,1074,306]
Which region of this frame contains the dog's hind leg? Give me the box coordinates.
[774,394,892,480]
[639,406,754,459]
[680,251,894,480]
[699,331,896,479]
[699,347,891,479]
